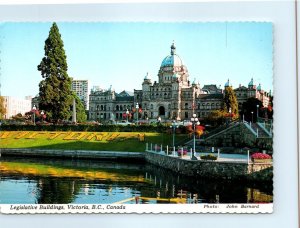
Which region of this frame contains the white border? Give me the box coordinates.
[0,1,298,228]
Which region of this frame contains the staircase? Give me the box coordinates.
[184,121,272,149]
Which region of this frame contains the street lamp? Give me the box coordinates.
[256,104,259,121]
[41,110,44,122]
[251,111,254,123]
[170,120,178,150]
[136,103,139,125]
[32,105,36,125]
[229,107,232,123]
[190,113,200,157]
[157,116,161,125]
[126,109,129,122]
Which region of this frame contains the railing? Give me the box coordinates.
[145,143,250,163]
[243,121,258,137]
[257,122,272,137]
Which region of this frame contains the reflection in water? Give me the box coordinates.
[0,156,273,204]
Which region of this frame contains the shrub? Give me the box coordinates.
[200,154,217,161]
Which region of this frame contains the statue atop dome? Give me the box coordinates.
[171,41,176,55]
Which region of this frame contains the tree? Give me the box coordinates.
[223,86,239,118]
[72,94,87,122]
[206,109,227,126]
[241,97,263,122]
[0,96,6,119]
[37,22,73,123]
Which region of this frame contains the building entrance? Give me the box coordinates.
[159,106,165,116]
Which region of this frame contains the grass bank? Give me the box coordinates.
[0,131,187,152]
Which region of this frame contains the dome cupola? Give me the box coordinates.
[257,83,261,91]
[225,79,230,87]
[248,78,254,87]
[160,42,183,68]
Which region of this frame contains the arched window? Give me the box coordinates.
[151,104,154,109]
[101,105,103,111]
[116,105,119,111]
[120,106,123,111]
[185,103,188,109]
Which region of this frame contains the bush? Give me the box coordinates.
[200,154,217,161]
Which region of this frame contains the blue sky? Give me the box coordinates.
[0,22,273,98]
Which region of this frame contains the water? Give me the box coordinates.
[0,156,273,204]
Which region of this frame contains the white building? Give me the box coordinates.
[71,79,89,110]
[3,96,32,119]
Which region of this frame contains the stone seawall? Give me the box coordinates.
[0,148,272,182]
[0,148,144,161]
[145,151,273,182]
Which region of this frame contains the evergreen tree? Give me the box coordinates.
[73,94,87,122]
[0,96,6,119]
[37,22,73,123]
[223,86,239,117]
[241,97,263,122]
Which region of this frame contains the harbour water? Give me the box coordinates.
[0,156,273,204]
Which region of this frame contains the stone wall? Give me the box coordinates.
[145,151,272,182]
[204,123,272,151]
[204,123,257,147]
[0,148,144,161]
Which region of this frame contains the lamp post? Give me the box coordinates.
[126,109,129,122]
[170,120,178,150]
[229,107,232,123]
[256,104,259,122]
[41,110,44,122]
[136,103,139,125]
[251,111,254,123]
[157,116,161,125]
[191,113,200,157]
[32,105,36,125]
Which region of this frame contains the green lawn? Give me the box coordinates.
[0,131,188,152]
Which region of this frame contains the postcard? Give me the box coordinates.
[0,20,273,214]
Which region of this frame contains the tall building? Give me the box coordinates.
[3,96,32,119]
[89,43,271,122]
[71,79,89,110]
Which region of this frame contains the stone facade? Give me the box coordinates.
[88,43,271,122]
[89,89,134,122]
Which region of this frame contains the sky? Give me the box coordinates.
[0,22,273,98]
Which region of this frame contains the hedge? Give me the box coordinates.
[0,124,190,133]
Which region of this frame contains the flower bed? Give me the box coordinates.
[251,152,272,163]
[177,149,188,156]
[200,154,217,161]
